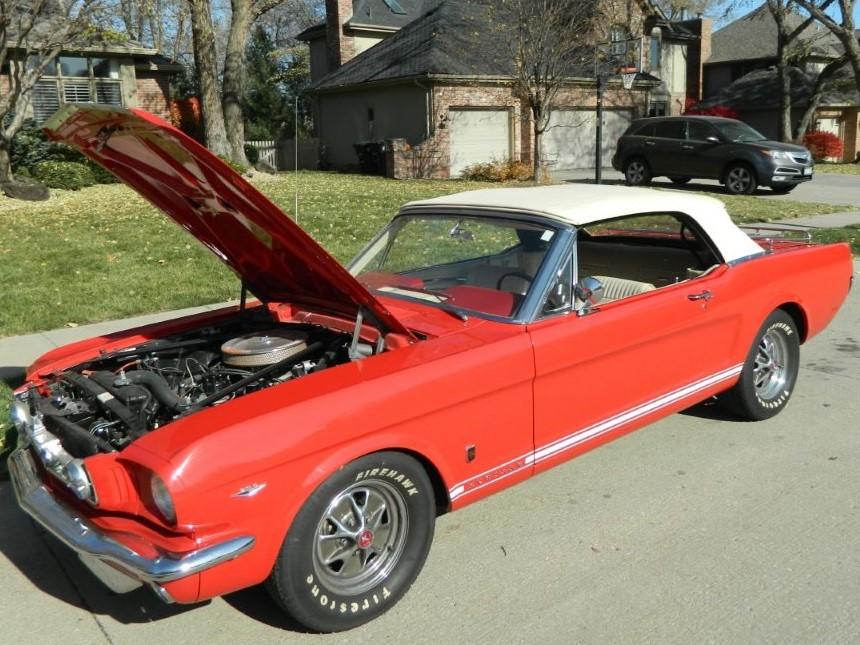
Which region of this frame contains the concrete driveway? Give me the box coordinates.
[556,168,860,208]
[1,262,859,644]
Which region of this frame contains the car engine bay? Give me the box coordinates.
[25,314,359,457]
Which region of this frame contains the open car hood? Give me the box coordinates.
[44,105,414,341]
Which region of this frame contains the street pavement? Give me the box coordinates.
[556,167,860,212]
[1,261,858,643]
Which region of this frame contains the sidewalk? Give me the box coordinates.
[0,302,232,380]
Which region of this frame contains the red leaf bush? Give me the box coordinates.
[803,130,843,161]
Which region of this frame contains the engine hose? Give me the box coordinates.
[183,340,325,413]
[94,370,187,412]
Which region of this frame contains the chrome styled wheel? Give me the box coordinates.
[267,451,435,632]
[753,328,789,401]
[720,309,800,421]
[313,481,409,595]
[725,164,756,195]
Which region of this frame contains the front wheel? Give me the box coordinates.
[624,158,652,186]
[267,452,435,632]
[724,163,757,195]
[720,310,800,420]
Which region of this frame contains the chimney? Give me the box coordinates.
[326,0,355,71]
[685,18,712,102]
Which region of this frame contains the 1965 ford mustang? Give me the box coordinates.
[8,106,853,632]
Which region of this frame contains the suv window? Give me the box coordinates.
[632,121,657,136]
[687,121,716,141]
[654,121,685,139]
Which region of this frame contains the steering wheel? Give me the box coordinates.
[496,271,533,294]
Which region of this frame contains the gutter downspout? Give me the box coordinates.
[414,78,433,139]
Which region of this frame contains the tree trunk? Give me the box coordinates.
[223,0,253,166]
[794,56,849,142]
[0,139,13,184]
[533,126,544,183]
[776,40,792,142]
[189,0,230,157]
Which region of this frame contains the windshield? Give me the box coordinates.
[349,214,558,319]
[713,120,767,143]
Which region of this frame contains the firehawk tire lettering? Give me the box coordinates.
[268,452,435,632]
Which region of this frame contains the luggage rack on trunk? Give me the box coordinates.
[738,223,815,251]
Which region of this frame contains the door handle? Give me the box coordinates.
[645,140,656,146]
[688,290,712,301]
[681,144,694,150]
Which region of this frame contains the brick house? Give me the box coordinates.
[299,0,710,177]
[699,5,860,162]
[1,42,181,125]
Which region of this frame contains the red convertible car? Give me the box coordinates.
[9,106,852,632]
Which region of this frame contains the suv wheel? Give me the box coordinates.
[724,163,757,195]
[624,158,651,186]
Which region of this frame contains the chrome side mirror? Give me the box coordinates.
[575,276,604,316]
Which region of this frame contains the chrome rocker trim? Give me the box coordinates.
[8,447,255,597]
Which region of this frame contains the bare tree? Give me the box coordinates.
[492,0,598,181]
[0,0,107,188]
[794,52,850,138]
[794,0,860,95]
[222,0,285,165]
[764,0,837,141]
[189,0,230,156]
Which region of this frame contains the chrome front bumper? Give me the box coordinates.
[8,447,255,601]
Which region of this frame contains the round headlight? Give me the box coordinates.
[150,474,177,525]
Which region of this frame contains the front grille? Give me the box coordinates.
[791,153,810,164]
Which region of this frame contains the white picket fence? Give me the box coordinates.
[246,140,278,168]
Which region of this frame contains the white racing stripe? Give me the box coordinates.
[449,364,743,501]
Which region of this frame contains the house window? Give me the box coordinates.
[30,56,123,123]
[649,34,662,71]
[609,25,630,57]
[648,101,667,117]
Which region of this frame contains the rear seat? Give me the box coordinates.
[592,275,655,302]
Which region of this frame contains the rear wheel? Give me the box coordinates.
[670,177,692,185]
[724,163,757,195]
[721,310,800,420]
[267,452,435,632]
[624,158,651,186]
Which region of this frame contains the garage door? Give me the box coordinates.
[448,109,512,177]
[544,109,633,170]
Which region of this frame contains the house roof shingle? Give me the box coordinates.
[296,0,436,41]
[697,66,859,110]
[707,5,842,65]
[309,0,651,91]
[309,1,515,90]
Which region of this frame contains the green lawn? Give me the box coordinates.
[0,171,851,338]
[815,163,860,175]
[0,172,855,460]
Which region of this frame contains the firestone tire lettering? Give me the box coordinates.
[720,310,800,421]
[267,452,435,633]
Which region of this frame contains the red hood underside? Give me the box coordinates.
[43,105,414,340]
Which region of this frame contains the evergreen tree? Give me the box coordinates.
[244,26,292,141]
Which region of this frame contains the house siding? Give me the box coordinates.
[133,71,171,120]
[317,84,428,167]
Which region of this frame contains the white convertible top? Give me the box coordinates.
[402,184,765,263]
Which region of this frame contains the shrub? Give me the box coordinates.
[803,130,843,161]
[217,155,248,175]
[31,161,97,190]
[86,161,119,184]
[460,158,533,182]
[10,119,83,171]
[244,143,260,165]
